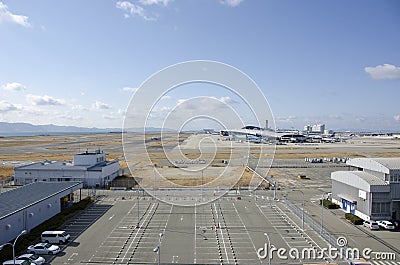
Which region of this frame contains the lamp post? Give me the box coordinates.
[217,187,221,229]
[292,189,304,231]
[321,192,330,234]
[263,232,272,265]
[0,230,27,265]
[153,232,163,265]
[146,163,156,199]
[201,170,203,202]
[136,188,140,228]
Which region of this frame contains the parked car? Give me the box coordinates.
[363,220,379,230]
[41,230,70,244]
[16,254,45,265]
[391,220,399,230]
[376,220,395,230]
[2,260,34,265]
[27,243,60,255]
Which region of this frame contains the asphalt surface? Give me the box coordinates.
[46,190,399,265]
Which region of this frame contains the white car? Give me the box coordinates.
[377,220,395,230]
[17,254,45,265]
[363,220,379,230]
[2,260,34,265]
[27,243,60,255]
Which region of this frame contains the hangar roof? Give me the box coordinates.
[347,158,400,174]
[331,171,389,192]
[0,182,83,220]
[14,160,118,171]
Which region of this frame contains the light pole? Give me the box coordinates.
[153,232,163,265]
[263,232,272,265]
[201,170,203,202]
[0,230,27,265]
[285,175,289,199]
[321,192,329,234]
[217,187,221,229]
[146,163,156,199]
[136,188,140,228]
[292,189,304,231]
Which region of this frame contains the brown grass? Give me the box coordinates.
[365,152,400,158]
[0,166,14,182]
[253,152,365,159]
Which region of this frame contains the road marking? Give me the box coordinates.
[194,203,197,264]
[67,253,78,261]
[214,203,230,263]
[108,214,115,220]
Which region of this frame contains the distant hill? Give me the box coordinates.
[0,122,112,135]
[0,122,177,136]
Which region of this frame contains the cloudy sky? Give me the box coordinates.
[0,0,399,131]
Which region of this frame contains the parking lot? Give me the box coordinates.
[49,190,353,265]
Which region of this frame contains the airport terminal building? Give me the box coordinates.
[0,182,82,245]
[331,158,400,221]
[14,150,120,188]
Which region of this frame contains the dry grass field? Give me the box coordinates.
[2,133,400,187]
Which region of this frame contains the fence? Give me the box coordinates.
[284,199,345,250]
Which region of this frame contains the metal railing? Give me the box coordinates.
[284,199,343,249]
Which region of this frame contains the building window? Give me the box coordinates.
[389,174,399,182]
[372,202,391,215]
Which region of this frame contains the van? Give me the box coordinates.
[41,230,70,244]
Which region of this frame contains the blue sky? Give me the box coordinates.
[0,0,399,131]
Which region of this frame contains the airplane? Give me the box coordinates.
[220,126,307,143]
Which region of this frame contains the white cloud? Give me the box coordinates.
[92,100,111,110]
[139,0,170,6]
[161,95,171,100]
[121,86,139,93]
[219,96,237,104]
[2,82,26,91]
[0,2,31,27]
[364,64,400,80]
[117,109,126,116]
[394,115,400,122]
[59,114,82,121]
[176,98,187,105]
[219,0,244,7]
[116,1,156,21]
[0,100,19,112]
[26,94,65,106]
[72,104,88,110]
[102,114,119,120]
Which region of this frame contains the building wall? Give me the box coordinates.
[0,186,80,245]
[15,169,86,185]
[332,179,371,219]
[14,162,120,188]
[73,152,106,166]
[86,162,119,187]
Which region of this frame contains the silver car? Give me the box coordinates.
[27,243,60,255]
[377,220,395,230]
[363,220,379,230]
[17,254,45,265]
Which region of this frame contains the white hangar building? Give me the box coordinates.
[0,182,83,245]
[331,157,400,221]
[14,150,120,188]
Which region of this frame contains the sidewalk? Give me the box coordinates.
[302,199,399,257]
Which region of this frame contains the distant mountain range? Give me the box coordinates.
[0,122,177,136]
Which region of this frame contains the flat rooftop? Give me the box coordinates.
[0,182,83,220]
[14,160,119,171]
